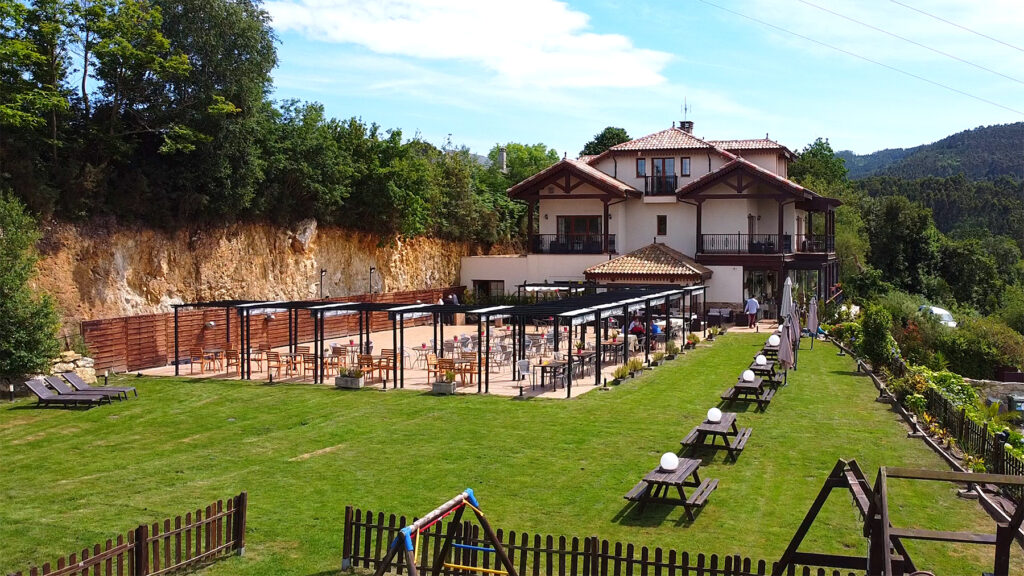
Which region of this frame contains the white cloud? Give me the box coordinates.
[265,0,672,87]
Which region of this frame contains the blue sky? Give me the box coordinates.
[264,0,1024,157]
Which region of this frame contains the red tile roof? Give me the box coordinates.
[676,157,811,198]
[506,158,636,198]
[585,243,712,281]
[609,127,715,151]
[710,139,781,150]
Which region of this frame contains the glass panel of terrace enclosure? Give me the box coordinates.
[557,216,602,235]
[744,269,777,317]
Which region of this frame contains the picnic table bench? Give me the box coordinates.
[679,412,752,461]
[623,458,719,520]
[761,344,779,360]
[721,376,775,411]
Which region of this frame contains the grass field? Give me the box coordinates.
[1,333,1019,575]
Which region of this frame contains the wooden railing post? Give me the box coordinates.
[133,524,149,576]
[234,491,247,556]
[342,506,354,571]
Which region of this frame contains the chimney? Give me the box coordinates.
[498,146,508,173]
[680,120,694,134]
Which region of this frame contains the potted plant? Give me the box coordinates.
[651,352,665,366]
[432,370,458,395]
[575,340,585,354]
[334,367,364,389]
[665,340,680,360]
[627,358,644,377]
[611,365,629,385]
[706,327,718,342]
[684,332,701,349]
[610,329,620,343]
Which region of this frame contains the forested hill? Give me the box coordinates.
[837,122,1024,180]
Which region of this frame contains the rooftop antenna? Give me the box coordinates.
[682,98,691,120]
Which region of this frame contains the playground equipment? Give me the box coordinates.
[774,459,1024,576]
[369,489,518,576]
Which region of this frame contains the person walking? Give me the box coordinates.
[744,296,760,330]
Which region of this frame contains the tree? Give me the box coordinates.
[863,195,940,294]
[935,237,1002,312]
[790,138,848,185]
[580,126,630,156]
[0,193,61,377]
[488,142,559,185]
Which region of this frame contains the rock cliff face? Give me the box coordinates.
[34,219,474,328]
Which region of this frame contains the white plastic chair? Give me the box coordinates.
[516,359,535,389]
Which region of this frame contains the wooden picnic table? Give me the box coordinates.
[680,412,752,461]
[721,375,775,411]
[761,344,779,360]
[748,360,782,386]
[623,458,719,520]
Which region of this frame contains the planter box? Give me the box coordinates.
[432,381,458,395]
[335,376,365,389]
[665,354,677,361]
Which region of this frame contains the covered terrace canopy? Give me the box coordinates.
[170,285,705,398]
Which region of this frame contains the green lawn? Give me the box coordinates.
[1,334,1018,575]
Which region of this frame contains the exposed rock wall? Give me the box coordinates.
[33,219,477,330]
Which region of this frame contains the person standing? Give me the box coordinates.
[744,296,760,329]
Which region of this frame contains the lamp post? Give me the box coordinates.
[319,268,327,299]
[369,266,376,295]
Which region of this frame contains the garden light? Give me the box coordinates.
[768,334,781,346]
[742,369,755,382]
[707,407,722,423]
[659,452,679,471]
[755,354,767,366]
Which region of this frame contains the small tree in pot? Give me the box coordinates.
[432,370,458,395]
[335,367,365,389]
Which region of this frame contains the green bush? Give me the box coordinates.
[933,316,1024,379]
[0,194,61,378]
[860,305,901,371]
[830,322,862,352]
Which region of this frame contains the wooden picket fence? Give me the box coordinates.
[342,506,859,576]
[7,492,246,576]
[924,388,1024,503]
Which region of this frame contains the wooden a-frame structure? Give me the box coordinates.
[370,489,518,576]
[774,459,1024,576]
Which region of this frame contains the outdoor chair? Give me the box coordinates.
[515,359,536,389]
[225,349,241,375]
[457,352,477,386]
[188,348,215,374]
[358,354,378,381]
[62,372,136,399]
[425,353,440,382]
[442,341,456,357]
[437,358,457,384]
[378,349,397,382]
[248,347,264,372]
[297,346,316,375]
[25,379,106,408]
[265,351,283,378]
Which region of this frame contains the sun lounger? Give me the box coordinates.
[61,372,136,399]
[25,379,106,408]
[44,376,117,402]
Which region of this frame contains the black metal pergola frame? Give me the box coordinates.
[169,285,706,396]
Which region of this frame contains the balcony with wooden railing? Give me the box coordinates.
[643,175,678,196]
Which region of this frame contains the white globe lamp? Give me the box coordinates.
[768,334,781,346]
[660,452,680,471]
[707,407,723,423]
[742,369,756,382]
[755,354,767,366]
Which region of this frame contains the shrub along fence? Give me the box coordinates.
[7,492,246,576]
[924,388,1024,503]
[342,506,857,576]
[81,287,463,372]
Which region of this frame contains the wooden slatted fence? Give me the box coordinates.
[81,288,464,372]
[7,492,246,576]
[925,388,1024,503]
[341,506,859,576]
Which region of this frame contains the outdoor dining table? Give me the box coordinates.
[622,458,719,520]
[411,347,431,369]
[202,348,225,372]
[533,360,567,389]
[600,340,624,363]
[680,412,752,461]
